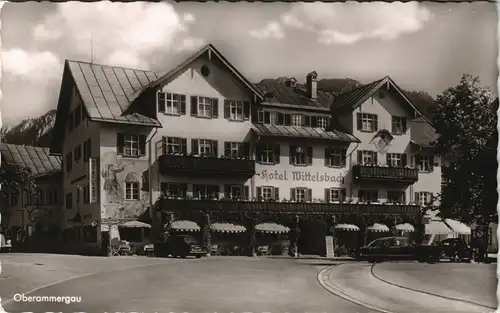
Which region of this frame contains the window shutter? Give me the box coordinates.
[224,100,230,119]
[211,98,219,118]
[180,138,187,154]
[415,155,421,167]
[373,115,378,131]
[83,141,88,162]
[426,193,432,204]
[256,187,262,200]
[88,139,92,160]
[190,96,198,116]
[256,144,263,163]
[341,149,347,166]
[274,187,280,201]
[161,137,167,155]
[284,114,292,126]
[356,113,362,130]
[139,134,147,156]
[289,145,295,165]
[191,139,199,155]
[180,184,188,197]
[243,101,250,120]
[307,146,313,165]
[307,189,312,202]
[415,192,420,204]
[258,110,264,123]
[276,113,284,125]
[357,151,362,165]
[311,116,318,128]
[179,96,186,115]
[324,188,330,203]
[373,152,378,164]
[290,188,296,201]
[224,142,231,157]
[430,155,435,170]
[341,188,346,201]
[117,133,124,154]
[304,115,311,127]
[242,142,250,159]
[324,148,330,166]
[273,144,280,164]
[211,140,218,157]
[402,154,407,167]
[402,118,407,133]
[158,93,165,113]
[243,186,249,200]
[386,154,391,167]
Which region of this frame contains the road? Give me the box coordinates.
[2,256,375,313]
[1,255,496,313]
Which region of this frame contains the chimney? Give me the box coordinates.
[284,77,297,88]
[306,71,318,99]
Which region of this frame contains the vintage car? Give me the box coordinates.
[438,238,471,262]
[357,236,440,263]
[0,233,12,253]
[154,235,205,258]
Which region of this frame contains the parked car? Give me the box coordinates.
[0,233,12,253]
[154,235,205,258]
[438,238,471,262]
[357,236,439,263]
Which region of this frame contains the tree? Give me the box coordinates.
[403,90,436,120]
[0,163,36,202]
[432,74,497,260]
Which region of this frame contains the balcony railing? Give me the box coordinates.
[159,198,421,215]
[158,154,256,178]
[353,164,419,184]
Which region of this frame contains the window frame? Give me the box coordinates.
[326,148,346,167]
[123,134,140,157]
[391,116,407,134]
[357,113,378,132]
[198,139,213,155]
[417,155,433,172]
[193,184,219,200]
[261,186,275,201]
[358,189,379,202]
[162,183,187,198]
[316,116,328,129]
[229,100,244,121]
[387,190,406,203]
[360,150,377,165]
[261,144,275,164]
[417,192,433,206]
[291,114,303,126]
[124,181,140,201]
[197,96,213,118]
[387,153,403,167]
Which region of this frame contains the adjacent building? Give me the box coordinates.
[0,143,63,242]
[49,44,442,254]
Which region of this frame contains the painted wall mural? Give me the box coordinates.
[100,151,150,220]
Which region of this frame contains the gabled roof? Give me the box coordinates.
[1,143,61,177]
[252,124,359,143]
[66,60,163,126]
[410,116,439,148]
[331,76,425,119]
[253,81,333,112]
[130,44,264,106]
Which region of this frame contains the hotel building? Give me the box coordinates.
[49,44,441,255]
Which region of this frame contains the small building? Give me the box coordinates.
[0,143,63,244]
[49,43,441,255]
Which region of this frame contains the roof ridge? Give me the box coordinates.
[65,59,164,74]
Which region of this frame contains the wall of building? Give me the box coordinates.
[150,55,255,201]
[61,84,101,229]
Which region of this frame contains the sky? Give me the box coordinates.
[0,1,497,125]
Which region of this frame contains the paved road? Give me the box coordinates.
[3,257,376,313]
[320,261,495,313]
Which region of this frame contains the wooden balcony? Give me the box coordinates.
[158,154,255,178]
[352,165,419,184]
[158,198,421,216]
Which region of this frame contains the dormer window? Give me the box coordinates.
[291,114,303,126]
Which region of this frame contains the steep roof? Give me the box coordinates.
[410,116,439,148]
[253,81,333,111]
[1,143,61,177]
[331,78,385,112]
[66,60,163,126]
[252,124,359,143]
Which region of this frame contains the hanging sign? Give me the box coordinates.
[89,158,98,203]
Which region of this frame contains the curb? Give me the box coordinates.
[370,264,496,310]
[1,258,203,308]
[316,266,395,313]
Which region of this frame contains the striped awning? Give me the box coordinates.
[395,223,415,232]
[425,220,452,235]
[255,223,290,234]
[444,219,471,235]
[335,224,360,231]
[119,221,151,228]
[170,220,201,232]
[367,223,390,232]
[211,223,246,233]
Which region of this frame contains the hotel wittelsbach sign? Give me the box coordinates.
[259,169,344,184]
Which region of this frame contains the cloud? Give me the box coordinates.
[256,3,432,45]
[174,37,205,53]
[32,2,203,69]
[249,22,285,40]
[2,49,61,81]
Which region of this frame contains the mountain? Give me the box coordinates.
[0,110,56,147]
